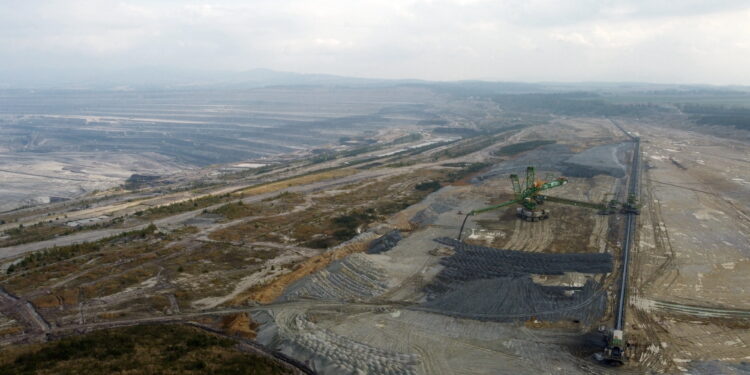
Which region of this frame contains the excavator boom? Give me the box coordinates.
[538,178,567,191]
[541,195,606,211]
[471,198,521,214]
[457,198,521,240]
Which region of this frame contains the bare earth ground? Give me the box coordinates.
[622,120,750,373]
[1,116,749,374]
[0,151,188,212]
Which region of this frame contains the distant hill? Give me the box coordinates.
[0,67,422,90]
[1,66,749,94]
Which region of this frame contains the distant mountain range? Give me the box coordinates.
[0,67,423,90]
[1,66,748,93]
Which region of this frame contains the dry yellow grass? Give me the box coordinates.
[0,326,23,337]
[221,312,258,339]
[30,294,62,309]
[234,169,356,196]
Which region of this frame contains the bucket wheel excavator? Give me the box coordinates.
[457,166,638,240]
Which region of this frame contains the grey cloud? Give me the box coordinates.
[0,0,749,85]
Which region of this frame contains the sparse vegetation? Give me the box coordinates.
[432,130,517,160]
[212,171,446,249]
[330,209,378,240]
[492,92,665,117]
[415,180,442,191]
[443,162,492,183]
[137,194,232,220]
[1,223,76,247]
[234,169,356,196]
[210,192,304,220]
[682,104,750,131]
[6,224,158,275]
[390,133,423,144]
[0,325,292,375]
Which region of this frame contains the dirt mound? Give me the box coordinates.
[421,238,613,324]
[433,237,613,278]
[367,230,402,254]
[279,253,389,302]
[254,311,419,375]
[229,233,377,305]
[421,276,607,324]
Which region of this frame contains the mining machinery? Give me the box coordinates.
[603,329,626,365]
[457,166,637,240]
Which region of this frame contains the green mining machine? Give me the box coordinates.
[457,166,637,240]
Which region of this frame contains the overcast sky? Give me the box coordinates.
[2,0,750,85]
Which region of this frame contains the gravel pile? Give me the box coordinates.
[279,253,389,302]
[420,238,612,324]
[433,237,613,278]
[409,200,455,227]
[367,230,402,254]
[421,276,607,324]
[254,311,419,375]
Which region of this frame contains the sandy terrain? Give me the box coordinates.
[621,120,750,372]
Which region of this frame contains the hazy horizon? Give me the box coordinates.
[2,1,750,87]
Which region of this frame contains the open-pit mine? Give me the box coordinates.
[1,86,749,374]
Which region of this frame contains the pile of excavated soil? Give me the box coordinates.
[408,201,455,228]
[229,232,377,305]
[367,230,402,254]
[421,276,607,324]
[253,310,419,375]
[433,238,612,279]
[420,238,612,324]
[279,253,389,302]
[221,312,258,339]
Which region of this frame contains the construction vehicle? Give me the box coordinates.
[603,329,626,365]
[457,166,629,240]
